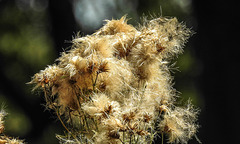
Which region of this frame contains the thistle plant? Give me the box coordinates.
[30,15,199,144]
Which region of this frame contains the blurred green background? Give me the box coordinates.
[0,0,238,143]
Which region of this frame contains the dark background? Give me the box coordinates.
[0,0,238,143]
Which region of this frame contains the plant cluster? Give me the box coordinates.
[0,109,25,144]
[30,16,199,143]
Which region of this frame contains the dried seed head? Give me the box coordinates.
[143,114,152,123]
[108,130,120,139]
[159,104,199,143]
[29,15,198,144]
[95,15,137,35]
[136,130,149,136]
[97,61,109,74]
[122,111,136,123]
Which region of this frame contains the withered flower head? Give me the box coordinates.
[30,15,198,144]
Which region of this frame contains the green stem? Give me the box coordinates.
[119,138,125,144]
[56,108,80,143]
[92,72,99,91]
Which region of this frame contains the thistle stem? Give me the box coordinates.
[56,107,80,143]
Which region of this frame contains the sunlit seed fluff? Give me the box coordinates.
[159,103,199,143]
[139,17,192,59]
[30,15,198,144]
[82,94,120,119]
[0,109,25,144]
[0,109,7,134]
[95,15,137,35]
[29,65,65,90]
